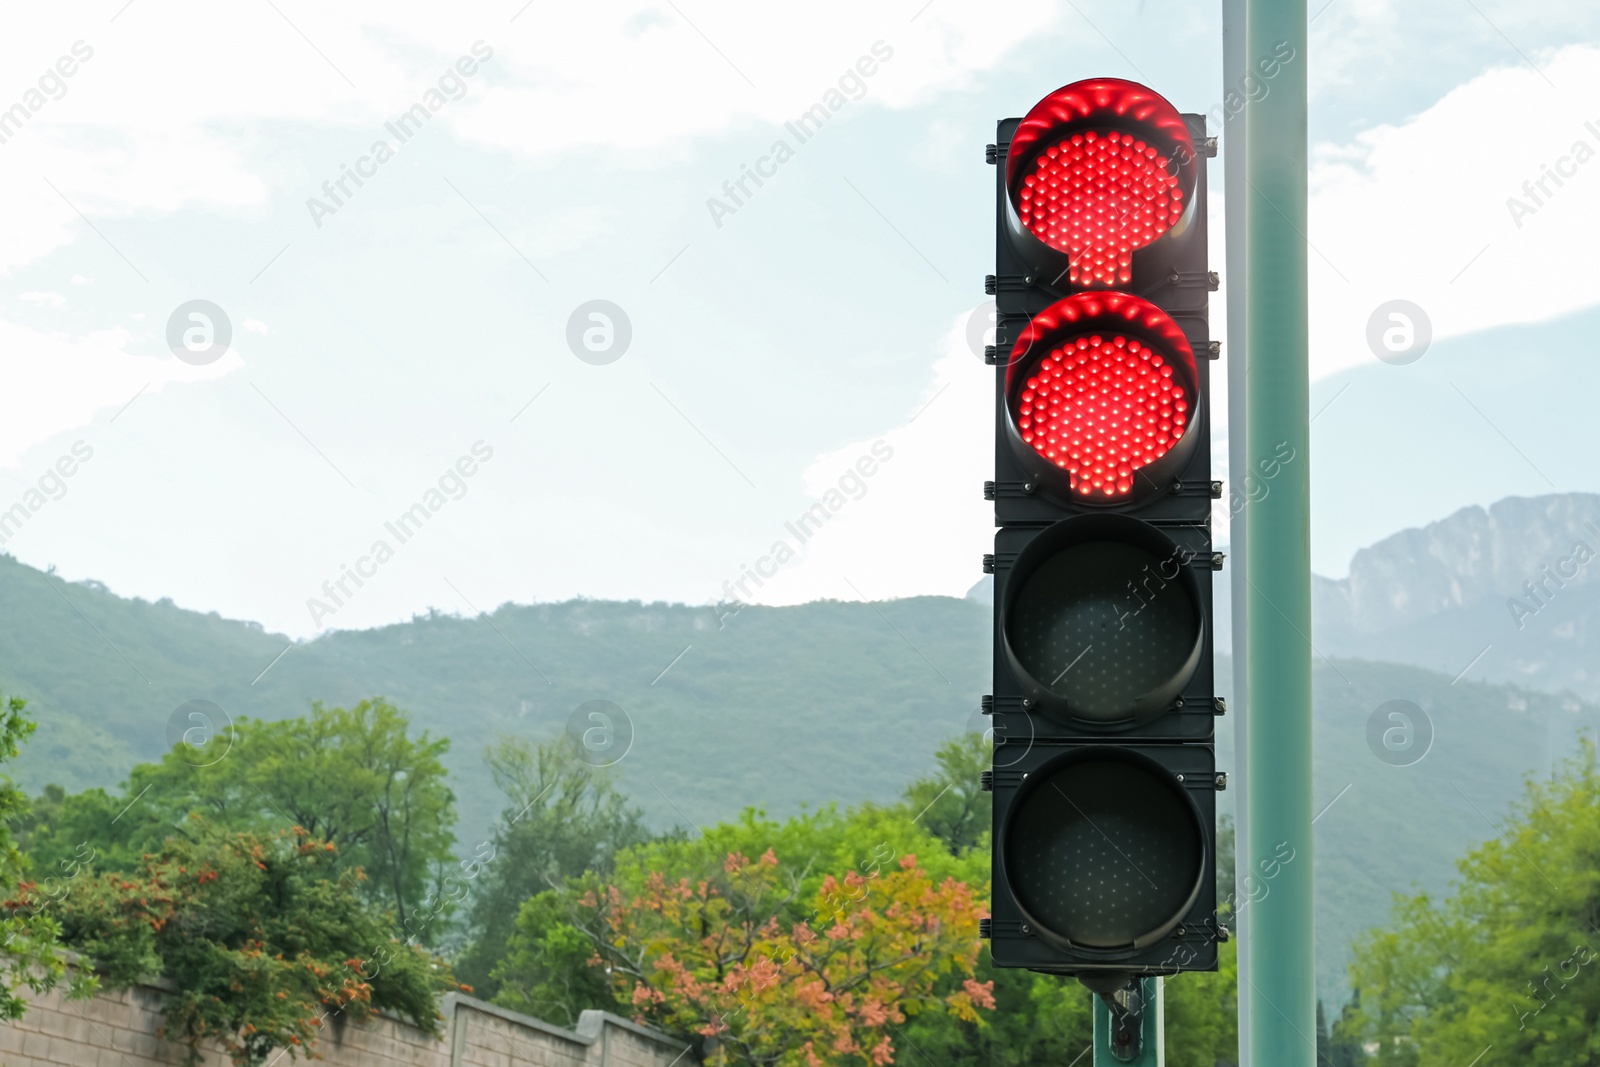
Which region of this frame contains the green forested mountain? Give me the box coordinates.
[4,549,1597,1006]
[0,553,988,846]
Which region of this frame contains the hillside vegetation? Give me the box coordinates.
[5,548,1598,1005]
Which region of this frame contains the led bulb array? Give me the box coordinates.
[1017,130,1184,289]
[1017,333,1189,499]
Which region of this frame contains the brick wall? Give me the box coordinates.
[0,981,692,1067]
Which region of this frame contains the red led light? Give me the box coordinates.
[1018,333,1188,499]
[1006,79,1196,289]
[1008,293,1198,501]
[1017,130,1185,289]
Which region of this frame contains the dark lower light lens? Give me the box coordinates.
[1004,752,1203,949]
[1008,538,1198,721]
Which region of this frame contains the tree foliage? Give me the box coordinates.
[1330,992,1370,1066]
[898,737,990,857]
[488,734,1244,1066]
[497,818,992,1067]
[23,698,456,937]
[0,692,95,1019]
[51,823,459,1067]
[489,803,958,1026]
[453,734,649,996]
[1347,738,1600,1066]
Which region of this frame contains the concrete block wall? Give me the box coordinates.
[0,981,692,1067]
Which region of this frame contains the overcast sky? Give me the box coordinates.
[3,0,1599,639]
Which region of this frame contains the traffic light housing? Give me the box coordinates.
[983,78,1223,979]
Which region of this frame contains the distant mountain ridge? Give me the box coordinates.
[1311,493,1600,697]
[1318,493,1600,631]
[0,553,988,846]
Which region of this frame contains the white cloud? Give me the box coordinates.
[0,2,1054,277]
[0,319,241,467]
[18,291,66,308]
[0,1,1056,458]
[244,318,269,335]
[457,2,1057,158]
[754,311,992,605]
[1309,43,1600,378]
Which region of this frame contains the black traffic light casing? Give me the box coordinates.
[984,82,1222,977]
[988,743,1220,975]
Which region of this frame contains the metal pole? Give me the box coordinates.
[1244,0,1314,1064]
[1092,978,1164,1066]
[1220,0,1252,1063]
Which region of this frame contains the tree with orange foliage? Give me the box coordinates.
[501,816,993,1067]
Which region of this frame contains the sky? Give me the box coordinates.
[3,0,1600,639]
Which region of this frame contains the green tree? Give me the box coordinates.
[1348,737,1600,1066]
[1330,992,1369,1066]
[492,802,983,1018]
[0,692,96,1018]
[453,735,649,997]
[484,886,620,1026]
[15,784,131,875]
[26,698,456,938]
[238,699,457,936]
[53,822,459,1067]
[1163,936,1239,1067]
[900,735,991,856]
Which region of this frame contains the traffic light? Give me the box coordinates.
[981,78,1223,982]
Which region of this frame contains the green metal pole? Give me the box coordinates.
[1244,0,1314,1065]
[1221,0,1253,1060]
[1092,978,1164,1065]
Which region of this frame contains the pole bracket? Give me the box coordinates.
[1097,979,1146,1062]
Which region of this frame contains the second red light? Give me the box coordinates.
[1018,332,1189,499]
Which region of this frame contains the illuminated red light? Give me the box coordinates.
[1006,79,1196,290]
[1007,292,1197,502]
[1018,334,1187,498]
[1017,130,1185,288]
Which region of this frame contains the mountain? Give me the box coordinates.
[5,494,1600,1005]
[1312,493,1600,697]
[1303,303,1600,579]
[1215,493,1600,700]
[0,553,987,847]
